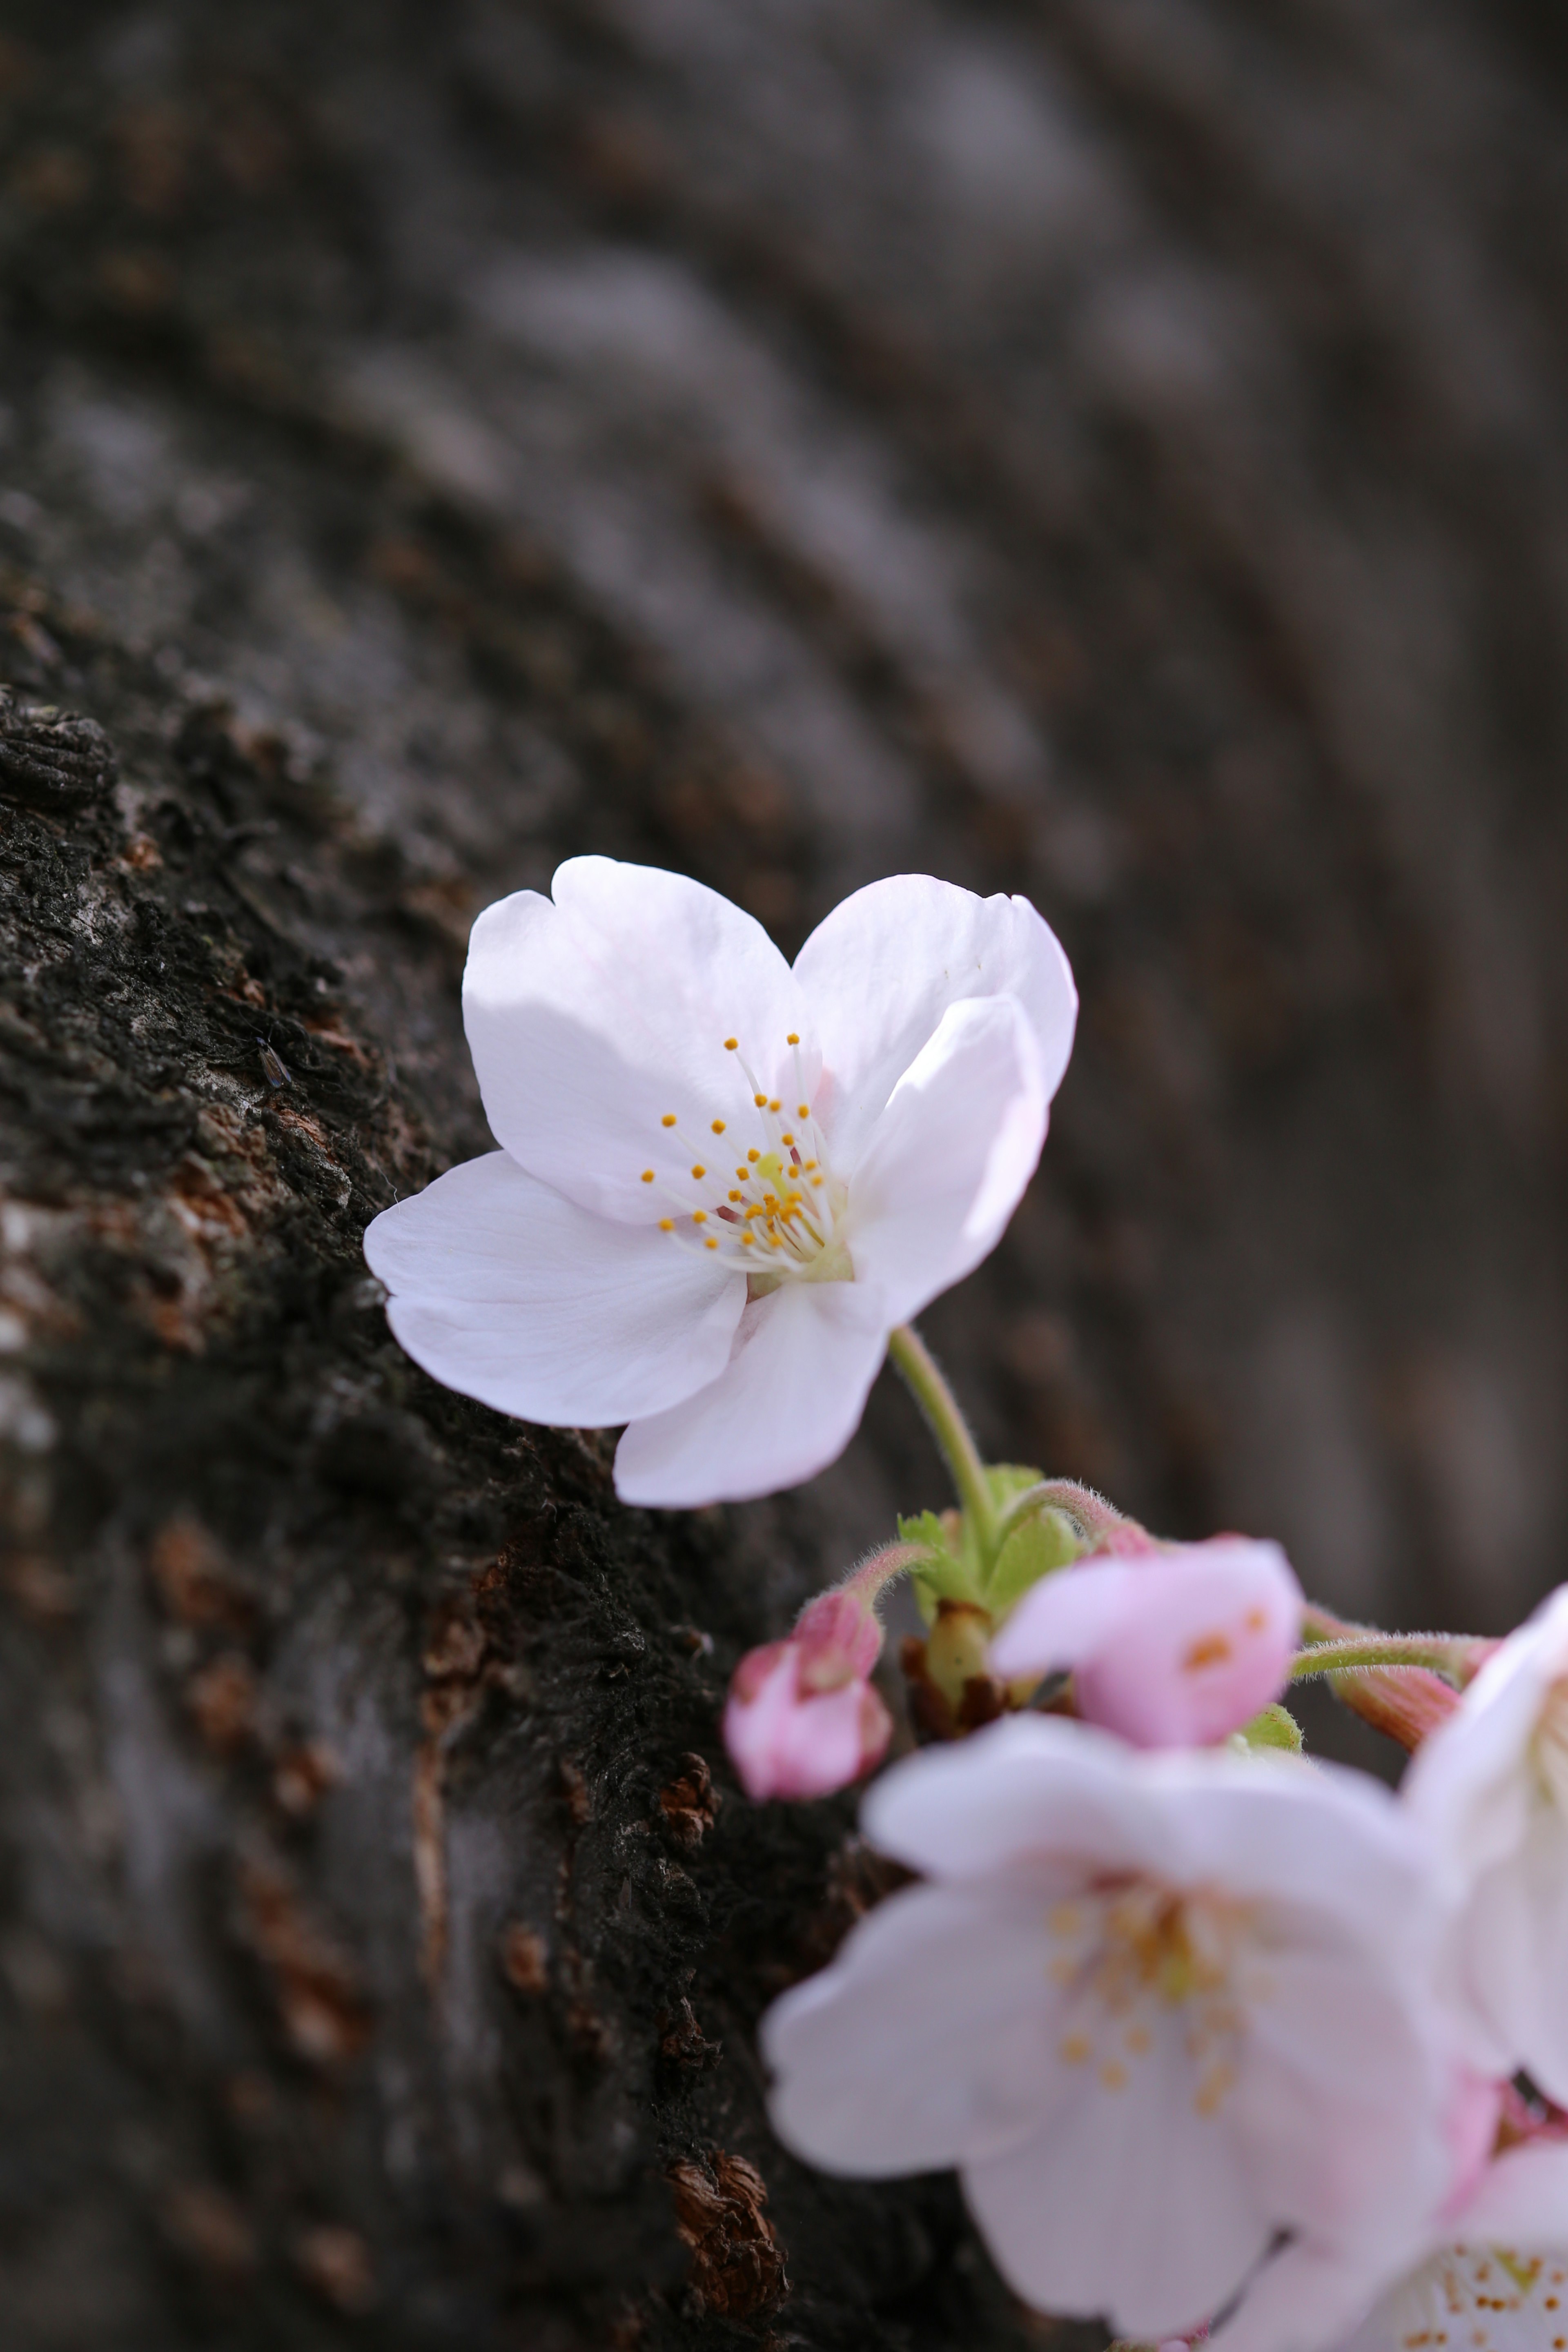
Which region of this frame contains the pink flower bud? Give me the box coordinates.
[725,1593,892,1800]
[988,1535,1303,1749]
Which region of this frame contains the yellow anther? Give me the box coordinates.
[693,1211,708,1224]
[728,1189,742,1203]
[753,1092,767,1107]
[781,1133,795,1147]
[711,1119,726,1134]
[641,1170,655,1183]
[724,1037,739,1051]
[659,1218,675,1232]
[747,1148,761,1163]
[803,1160,817,1171]
[767,1234,782,1250]
[704,1236,719,1250]
[661,1113,677,1128]
[691,1164,706,1179]
[811,1174,824,1187]
[739,1232,755,1246]
[797,1103,810,1118]
[735,1167,749,1180]
[1058,2033,1090,2065]
[768,1098,781,1111]
[786,1032,799,1045]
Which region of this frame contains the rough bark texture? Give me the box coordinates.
[2,3,1567,2346]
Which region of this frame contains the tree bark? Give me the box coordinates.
[2,2,1567,2345]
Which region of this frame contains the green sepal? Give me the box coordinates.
[986,1507,1082,1616]
[986,1463,1047,1510]
[1236,1702,1305,1754]
[896,1510,978,1606]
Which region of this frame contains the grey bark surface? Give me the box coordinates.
[0,2,1566,2346]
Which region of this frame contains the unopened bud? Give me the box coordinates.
[725,1597,891,1801]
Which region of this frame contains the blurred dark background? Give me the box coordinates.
[7,0,1566,1633]
[2,1,1568,2343]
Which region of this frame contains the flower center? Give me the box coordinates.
[1383,2243,1565,2350]
[1046,1882,1251,2114]
[637,1031,853,1287]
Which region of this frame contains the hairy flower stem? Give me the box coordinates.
[1289,1636,1477,1681]
[887,1323,999,1563]
[991,1477,1142,1554]
[820,1540,931,1625]
[1296,1604,1494,1687]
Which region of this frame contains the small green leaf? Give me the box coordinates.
[987,1463,1046,1509]
[987,1508,1082,1615]
[896,1510,978,1604]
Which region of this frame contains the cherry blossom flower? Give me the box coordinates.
[762,1716,1463,2350]
[364,858,1076,1506]
[1403,1584,1568,2103]
[1330,2134,1568,2352]
[725,1588,892,1800]
[988,1536,1303,1749]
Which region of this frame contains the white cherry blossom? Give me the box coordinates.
[1404,1585,1568,2103]
[364,858,1075,1505]
[761,1716,1463,2350]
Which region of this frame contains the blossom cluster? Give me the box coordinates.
[366,857,1568,2352]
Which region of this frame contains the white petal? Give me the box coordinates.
[793,875,1077,1168]
[612,1280,889,1506]
[846,996,1047,1323]
[1229,1933,1450,2252]
[862,1715,1183,1886]
[1214,2240,1410,2352]
[1465,1817,1568,2103]
[1457,2137,1568,2243]
[862,1719,1439,1964]
[364,1151,742,1424]
[463,856,813,1224]
[763,1880,1071,2176]
[1406,1584,1568,1883]
[962,2022,1269,2338]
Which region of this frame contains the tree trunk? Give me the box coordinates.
[2,2,1566,2345]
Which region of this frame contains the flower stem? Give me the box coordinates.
[888,1323,998,1561]
[1297,1604,1496,1687]
[828,1539,931,1619]
[991,1477,1143,1554]
[1288,1636,1476,1682]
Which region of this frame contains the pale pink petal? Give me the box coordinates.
[612,1281,889,1506]
[1160,1757,1441,1969]
[862,1715,1181,1887]
[1405,1583,1568,1876]
[846,996,1048,1324]
[963,2028,1268,2340]
[763,1880,1073,2175]
[793,876,1076,1167]
[463,856,813,1224]
[988,1557,1141,1677]
[364,1151,742,1424]
[1227,1938,1452,2250]
[1212,2240,1412,2352]
[1456,2136,1568,2242]
[1084,1543,1301,1747]
[1462,1820,1568,2104]
[991,1542,1300,1748]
